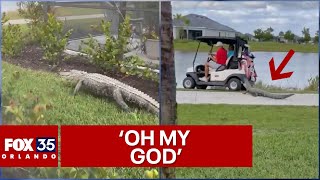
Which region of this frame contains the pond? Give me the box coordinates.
[175,51,319,89]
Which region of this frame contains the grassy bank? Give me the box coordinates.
[5,7,104,20]
[177,104,318,178]
[174,39,318,53]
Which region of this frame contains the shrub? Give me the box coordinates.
[17,1,55,43]
[121,56,159,82]
[81,16,131,70]
[304,76,319,91]
[81,16,158,82]
[38,13,73,65]
[1,12,23,57]
[8,167,159,179]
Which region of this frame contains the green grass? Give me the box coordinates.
[253,80,318,94]
[5,10,23,20]
[174,39,318,53]
[62,18,104,39]
[177,104,318,178]
[4,17,104,40]
[2,62,157,125]
[2,62,158,178]
[54,7,105,17]
[5,7,104,20]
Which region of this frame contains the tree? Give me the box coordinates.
[302,27,311,42]
[279,31,284,37]
[263,27,274,41]
[17,1,55,43]
[284,30,295,42]
[173,13,182,19]
[253,28,263,41]
[173,13,190,39]
[266,27,274,33]
[160,1,177,179]
[110,1,127,61]
[173,13,184,39]
[184,18,190,39]
[314,30,319,43]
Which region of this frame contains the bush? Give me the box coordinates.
[1,12,23,57]
[17,1,55,43]
[121,56,159,82]
[81,17,130,70]
[5,167,159,179]
[81,16,158,82]
[304,76,319,91]
[38,13,73,65]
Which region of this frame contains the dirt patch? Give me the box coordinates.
[4,45,159,101]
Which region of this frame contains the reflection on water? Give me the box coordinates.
[175,51,319,89]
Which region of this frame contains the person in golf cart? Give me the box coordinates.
[199,41,227,82]
[228,44,235,58]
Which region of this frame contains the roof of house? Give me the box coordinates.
[173,14,236,32]
[244,33,254,38]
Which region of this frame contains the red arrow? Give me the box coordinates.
[269,49,295,81]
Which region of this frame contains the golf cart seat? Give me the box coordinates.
[215,55,234,72]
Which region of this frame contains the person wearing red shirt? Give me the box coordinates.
[199,41,227,82]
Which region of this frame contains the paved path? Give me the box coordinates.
[177,91,318,106]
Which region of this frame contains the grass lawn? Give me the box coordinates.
[177,104,318,178]
[4,18,104,40]
[63,18,104,39]
[2,62,157,125]
[5,10,23,20]
[54,7,105,17]
[5,7,104,20]
[174,40,318,53]
[2,62,157,178]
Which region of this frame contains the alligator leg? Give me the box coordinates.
[112,88,130,112]
[73,79,84,96]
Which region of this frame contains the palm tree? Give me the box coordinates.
[173,13,183,39]
[160,1,177,179]
[173,13,182,19]
[184,18,190,39]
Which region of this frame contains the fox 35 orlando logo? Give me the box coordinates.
[2,138,57,160]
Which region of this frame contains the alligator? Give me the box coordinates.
[242,78,294,99]
[59,70,159,115]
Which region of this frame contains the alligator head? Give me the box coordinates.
[59,70,88,81]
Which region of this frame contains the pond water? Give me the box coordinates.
[175,51,319,89]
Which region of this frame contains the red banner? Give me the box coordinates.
[60,125,252,167]
[0,125,58,167]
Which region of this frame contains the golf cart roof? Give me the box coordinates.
[196,36,248,46]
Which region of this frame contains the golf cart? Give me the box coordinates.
[182,36,257,91]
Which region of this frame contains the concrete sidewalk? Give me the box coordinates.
[177,91,318,106]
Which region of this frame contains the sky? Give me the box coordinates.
[172,1,319,37]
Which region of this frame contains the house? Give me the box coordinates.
[244,33,258,41]
[173,14,237,40]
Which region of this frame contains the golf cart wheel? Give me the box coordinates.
[196,85,207,89]
[227,78,241,91]
[183,77,196,89]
